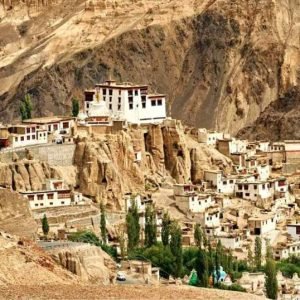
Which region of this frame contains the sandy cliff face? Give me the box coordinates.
[0,0,299,135]
[237,86,300,141]
[73,121,231,209]
[51,244,116,284]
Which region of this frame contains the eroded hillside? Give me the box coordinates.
[0,0,299,135]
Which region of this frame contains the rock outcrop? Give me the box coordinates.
[0,231,78,285]
[0,189,37,238]
[238,87,300,141]
[51,244,116,284]
[73,121,232,209]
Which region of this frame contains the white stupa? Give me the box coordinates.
[88,90,111,118]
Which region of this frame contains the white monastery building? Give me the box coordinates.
[84,80,167,124]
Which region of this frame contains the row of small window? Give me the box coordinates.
[15,133,47,142]
[103,89,122,96]
[128,99,163,110]
[238,184,268,190]
[34,201,65,207]
[191,198,208,203]
[206,214,219,221]
[28,194,54,200]
[222,180,234,185]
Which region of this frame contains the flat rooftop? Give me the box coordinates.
[22,116,74,124]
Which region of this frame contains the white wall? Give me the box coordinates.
[204,171,222,188]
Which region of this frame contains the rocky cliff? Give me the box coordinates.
[237,86,300,141]
[51,244,116,284]
[73,121,232,209]
[0,0,299,135]
[0,189,37,238]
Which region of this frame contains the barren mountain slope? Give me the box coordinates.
[237,86,300,141]
[0,0,299,134]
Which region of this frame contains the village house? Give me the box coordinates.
[197,128,226,146]
[248,211,276,235]
[8,124,48,148]
[274,240,300,260]
[20,179,84,210]
[287,223,300,241]
[125,193,153,214]
[217,232,242,249]
[198,206,221,236]
[204,170,222,189]
[84,80,167,124]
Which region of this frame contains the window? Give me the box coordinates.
[128,90,133,96]
[109,89,113,96]
[254,185,257,190]
[15,137,18,142]
[44,133,46,137]
[103,89,107,95]
[109,104,112,110]
[141,96,146,108]
[40,203,44,206]
[238,184,243,190]
[48,125,51,132]
[262,184,265,190]
[134,90,138,96]
[229,180,234,184]
[118,104,121,111]
[28,195,34,201]
[61,201,65,205]
[37,195,43,200]
[27,136,30,140]
[35,204,38,207]
[118,97,121,104]
[157,99,162,106]
[151,100,156,106]
[109,97,112,102]
[26,127,31,134]
[50,202,53,205]
[119,90,121,95]
[223,181,227,185]
[245,193,250,196]
[244,185,249,190]
[32,135,35,140]
[86,102,90,108]
[21,136,24,141]
[48,193,54,200]
[53,124,58,131]
[32,127,36,133]
[63,122,69,129]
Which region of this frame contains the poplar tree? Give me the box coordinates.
[42,214,49,237]
[194,223,202,249]
[20,94,33,120]
[266,239,273,260]
[72,98,80,117]
[196,249,209,287]
[161,212,171,246]
[247,245,254,270]
[265,258,278,299]
[100,202,107,244]
[144,205,157,248]
[126,199,140,252]
[215,240,222,284]
[254,236,262,270]
[170,222,183,278]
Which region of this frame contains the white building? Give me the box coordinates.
[125,193,153,213]
[218,176,236,194]
[200,206,221,236]
[248,212,276,235]
[21,179,84,210]
[204,170,222,189]
[274,241,300,260]
[8,124,48,148]
[84,80,166,124]
[217,233,242,249]
[235,180,272,202]
[22,116,74,135]
[198,128,225,146]
[287,224,300,241]
[256,164,270,181]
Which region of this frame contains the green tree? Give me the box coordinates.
[72,97,80,117]
[118,230,126,260]
[247,245,254,270]
[144,205,157,248]
[215,240,222,285]
[254,236,262,270]
[42,214,49,237]
[265,258,278,299]
[266,239,273,260]
[161,212,171,246]
[126,199,140,252]
[100,202,107,244]
[196,249,209,287]
[194,223,202,249]
[170,222,183,278]
[20,94,33,120]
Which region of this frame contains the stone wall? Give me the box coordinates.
[0,144,76,166]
